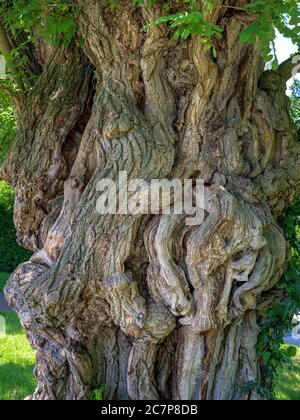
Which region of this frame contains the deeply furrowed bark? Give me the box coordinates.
[1,1,300,400]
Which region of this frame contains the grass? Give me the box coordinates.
[274,345,300,400]
[0,272,10,291]
[0,312,36,400]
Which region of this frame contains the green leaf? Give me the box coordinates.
[286,346,297,358]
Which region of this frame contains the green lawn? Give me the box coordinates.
[274,346,300,400]
[0,272,10,291]
[0,312,36,400]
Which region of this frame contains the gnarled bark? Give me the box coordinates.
[1,1,300,400]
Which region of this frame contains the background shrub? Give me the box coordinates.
[0,181,32,272]
[0,89,16,166]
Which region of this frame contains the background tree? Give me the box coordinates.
[0,0,300,400]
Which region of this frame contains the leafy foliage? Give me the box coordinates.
[241,0,300,66]
[142,1,222,54]
[138,0,300,65]
[0,0,299,64]
[256,198,300,399]
[0,272,10,291]
[0,87,16,165]
[0,181,32,271]
[0,0,80,48]
[290,79,300,127]
[236,380,271,399]
[0,69,29,274]
[89,386,104,400]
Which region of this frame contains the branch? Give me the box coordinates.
[277,54,300,81]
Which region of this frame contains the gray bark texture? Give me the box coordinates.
[1,0,300,400]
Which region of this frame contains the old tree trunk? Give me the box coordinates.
[1,1,300,400]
